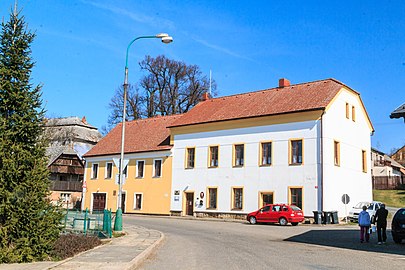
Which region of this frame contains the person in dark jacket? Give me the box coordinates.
[373,203,389,244]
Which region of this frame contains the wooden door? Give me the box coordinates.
[92,193,106,212]
[121,193,126,213]
[185,193,194,216]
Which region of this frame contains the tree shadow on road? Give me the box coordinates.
[284,229,405,256]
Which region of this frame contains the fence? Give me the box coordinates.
[372,176,404,190]
[62,208,113,238]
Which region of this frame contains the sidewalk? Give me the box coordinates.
[0,225,164,270]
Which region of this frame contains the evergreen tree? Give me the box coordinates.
[0,10,63,263]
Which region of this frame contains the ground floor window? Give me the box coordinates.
[260,192,274,207]
[232,187,243,210]
[289,187,303,210]
[134,193,142,210]
[207,187,217,209]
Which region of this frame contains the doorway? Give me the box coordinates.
[92,193,106,212]
[121,193,126,213]
[185,192,194,216]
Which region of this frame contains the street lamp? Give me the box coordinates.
[114,33,173,231]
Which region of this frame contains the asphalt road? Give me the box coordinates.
[124,215,405,270]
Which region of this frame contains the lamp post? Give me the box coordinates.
[114,33,173,231]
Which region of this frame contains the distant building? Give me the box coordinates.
[371,148,404,189]
[391,145,405,167]
[45,116,102,208]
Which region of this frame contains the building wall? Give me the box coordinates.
[83,151,172,215]
[170,112,322,217]
[322,88,373,216]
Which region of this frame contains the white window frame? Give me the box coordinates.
[134,193,143,210]
[105,162,113,179]
[136,160,145,178]
[91,163,99,179]
[153,159,163,178]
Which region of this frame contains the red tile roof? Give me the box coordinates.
[84,114,182,157]
[169,78,354,128]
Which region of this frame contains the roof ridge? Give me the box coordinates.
[125,114,184,125]
[204,78,341,102]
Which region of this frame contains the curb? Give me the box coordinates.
[127,231,165,270]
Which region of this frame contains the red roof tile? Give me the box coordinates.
[84,114,182,157]
[169,78,353,127]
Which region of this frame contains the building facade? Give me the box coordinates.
[169,79,374,218]
[82,115,181,214]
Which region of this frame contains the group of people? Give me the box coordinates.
[358,203,389,244]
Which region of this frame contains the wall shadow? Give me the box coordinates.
[285,228,405,256]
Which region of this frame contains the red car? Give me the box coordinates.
[247,204,304,226]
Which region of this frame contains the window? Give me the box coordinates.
[153,159,162,177]
[289,187,303,210]
[362,150,367,172]
[352,106,356,122]
[290,139,303,165]
[234,144,244,167]
[60,193,71,203]
[105,162,113,179]
[136,160,145,178]
[91,163,99,179]
[207,188,217,209]
[209,146,219,168]
[134,193,142,210]
[261,192,274,207]
[345,102,349,119]
[260,142,272,166]
[334,141,340,166]
[232,187,243,210]
[186,148,195,169]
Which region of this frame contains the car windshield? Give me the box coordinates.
[290,205,301,211]
[367,203,374,210]
[354,202,370,208]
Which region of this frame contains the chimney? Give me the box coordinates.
[279,78,290,88]
[82,116,87,124]
[201,92,210,101]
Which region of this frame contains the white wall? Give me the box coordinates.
[171,120,321,216]
[322,89,373,217]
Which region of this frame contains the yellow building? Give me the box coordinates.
[82,115,182,214]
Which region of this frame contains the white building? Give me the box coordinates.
[168,78,374,219]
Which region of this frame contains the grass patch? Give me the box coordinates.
[373,189,405,208]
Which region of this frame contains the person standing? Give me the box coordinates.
[373,203,389,244]
[358,205,371,243]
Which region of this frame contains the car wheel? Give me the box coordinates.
[393,235,402,244]
[279,217,288,226]
[291,222,299,226]
[249,216,257,225]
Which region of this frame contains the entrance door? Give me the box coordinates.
[92,193,106,212]
[121,193,126,213]
[185,193,194,216]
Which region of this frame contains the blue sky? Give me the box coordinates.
[1,0,404,154]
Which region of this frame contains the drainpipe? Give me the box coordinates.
[318,111,325,224]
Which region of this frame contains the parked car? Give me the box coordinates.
[247,204,304,226]
[391,208,405,244]
[348,201,382,222]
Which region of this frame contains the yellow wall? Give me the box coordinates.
[83,155,172,215]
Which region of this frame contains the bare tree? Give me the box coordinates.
[105,55,217,131]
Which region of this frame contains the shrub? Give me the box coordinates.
[51,233,102,260]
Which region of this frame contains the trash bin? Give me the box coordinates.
[330,211,339,224]
[313,211,323,224]
[322,211,331,224]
